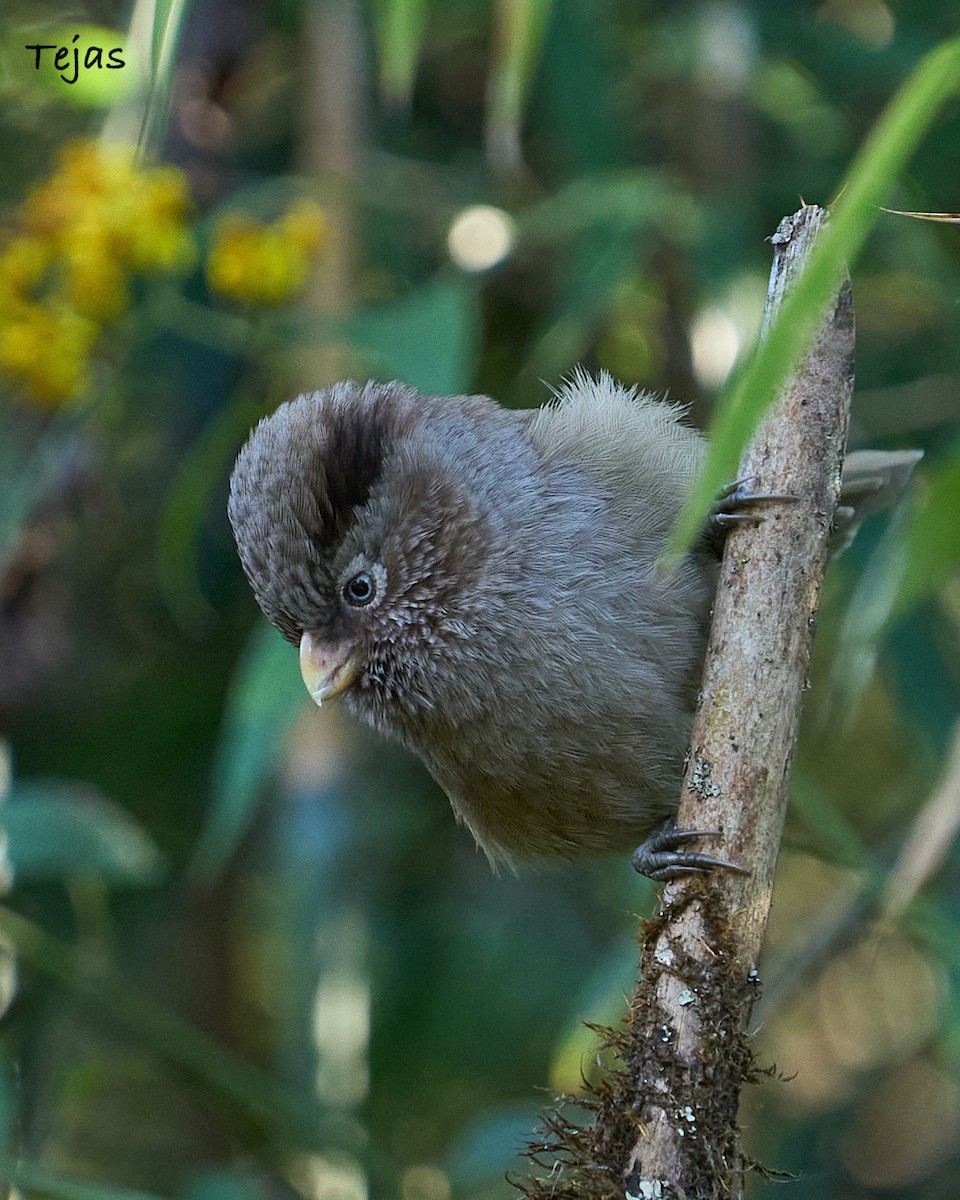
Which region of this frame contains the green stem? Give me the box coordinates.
[139,0,191,156]
[143,286,257,355]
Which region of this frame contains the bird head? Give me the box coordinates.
[228,381,494,729]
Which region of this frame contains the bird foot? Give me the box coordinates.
[710,476,799,535]
[631,820,750,882]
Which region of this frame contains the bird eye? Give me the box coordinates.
[343,571,377,607]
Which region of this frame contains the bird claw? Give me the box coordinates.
[706,478,799,545]
[715,476,799,515]
[631,820,750,882]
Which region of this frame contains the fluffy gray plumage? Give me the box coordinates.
[228,371,917,865]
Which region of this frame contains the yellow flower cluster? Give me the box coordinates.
[0,140,196,407]
[0,140,331,408]
[205,200,329,307]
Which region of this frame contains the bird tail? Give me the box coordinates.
[832,448,923,556]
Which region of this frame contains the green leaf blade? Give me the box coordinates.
[4,782,165,885]
[665,34,960,567]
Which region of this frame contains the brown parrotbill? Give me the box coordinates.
[228,371,920,876]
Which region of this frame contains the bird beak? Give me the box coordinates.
[299,632,358,706]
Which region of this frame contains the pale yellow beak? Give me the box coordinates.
[299,632,359,706]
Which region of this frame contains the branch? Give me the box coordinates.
[622,204,854,1198]
[516,204,853,1200]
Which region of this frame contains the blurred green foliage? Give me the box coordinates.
[0,1,959,1199]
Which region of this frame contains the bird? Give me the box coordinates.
[227,370,920,877]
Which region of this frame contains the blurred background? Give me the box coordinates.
[0,1,959,1198]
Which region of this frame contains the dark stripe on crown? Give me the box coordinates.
[310,391,394,547]
[290,379,423,554]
